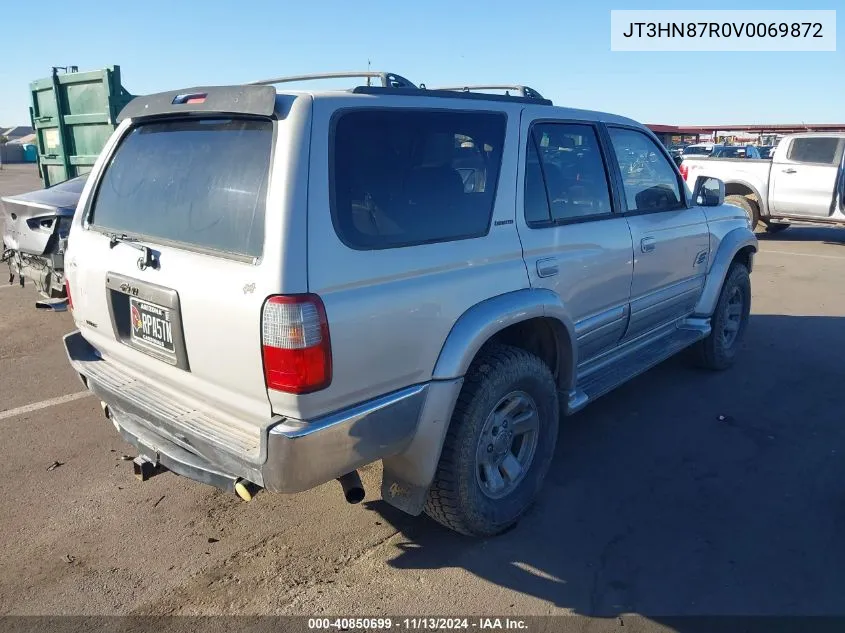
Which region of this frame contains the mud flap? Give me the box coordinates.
[380,474,429,516]
[380,377,464,516]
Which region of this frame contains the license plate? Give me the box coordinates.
[129,298,175,352]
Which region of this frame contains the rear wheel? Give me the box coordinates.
[424,344,559,536]
[725,195,761,232]
[689,263,751,370]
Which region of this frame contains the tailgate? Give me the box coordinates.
[67,115,281,430]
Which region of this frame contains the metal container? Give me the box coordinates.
[29,66,135,187]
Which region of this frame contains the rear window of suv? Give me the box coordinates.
[90,118,273,258]
[331,109,507,250]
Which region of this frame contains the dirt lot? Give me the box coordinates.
[2,162,845,621]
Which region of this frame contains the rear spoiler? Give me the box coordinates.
[117,85,277,122]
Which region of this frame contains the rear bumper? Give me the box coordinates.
[64,331,427,494]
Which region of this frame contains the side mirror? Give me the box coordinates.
[692,176,725,207]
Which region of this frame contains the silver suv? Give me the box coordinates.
[63,72,757,536]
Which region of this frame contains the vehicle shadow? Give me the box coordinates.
[368,315,845,626]
[756,225,845,245]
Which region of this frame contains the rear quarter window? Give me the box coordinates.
[89,118,273,258]
[786,137,843,165]
[331,109,507,250]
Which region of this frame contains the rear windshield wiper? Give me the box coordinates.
[105,232,139,249]
[104,232,159,271]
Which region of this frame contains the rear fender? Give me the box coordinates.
[430,288,577,386]
[725,178,768,217]
[381,288,577,515]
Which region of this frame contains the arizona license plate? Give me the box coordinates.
[129,298,175,352]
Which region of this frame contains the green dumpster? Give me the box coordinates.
[29,66,135,187]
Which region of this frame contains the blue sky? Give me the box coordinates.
[0,0,841,126]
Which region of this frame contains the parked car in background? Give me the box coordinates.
[683,144,763,160]
[668,145,686,166]
[60,72,757,537]
[711,145,762,159]
[1,175,88,305]
[759,145,777,159]
[680,132,845,232]
[683,143,715,157]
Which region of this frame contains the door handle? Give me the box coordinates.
[536,257,559,278]
[782,168,797,174]
[640,237,656,253]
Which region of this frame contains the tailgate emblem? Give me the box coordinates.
[119,282,140,296]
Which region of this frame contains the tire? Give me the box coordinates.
[764,221,790,234]
[725,195,761,232]
[424,344,559,536]
[689,263,751,371]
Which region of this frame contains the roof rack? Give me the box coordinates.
[432,84,548,101]
[247,71,417,89]
[352,85,553,106]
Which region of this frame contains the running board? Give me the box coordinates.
[767,216,845,228]
[572,326,708,408]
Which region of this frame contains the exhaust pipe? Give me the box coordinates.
[337,471,365,504]
[234,479,261,502]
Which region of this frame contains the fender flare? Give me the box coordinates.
[432,287,577,389]
[381,288,578,516]
[694,226,758,317]
[724,179,767,217]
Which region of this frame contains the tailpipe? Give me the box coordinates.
[234,479,261,502]
[337,471,365,504]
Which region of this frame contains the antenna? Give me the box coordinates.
[366,60,372,86]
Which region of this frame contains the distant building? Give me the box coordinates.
[0,128,36,164]
[6,133,36,145]
[1,126,35,140]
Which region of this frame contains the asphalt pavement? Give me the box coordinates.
[1,163,844,627]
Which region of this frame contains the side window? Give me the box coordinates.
[524,137,552,224]
[523,122,613,226]
[786,138,842,165]
[332,109,506,250]
[608,127,683,213]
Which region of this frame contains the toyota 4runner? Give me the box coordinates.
[63,72,757,536]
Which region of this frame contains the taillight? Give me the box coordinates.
[679,163,689,181]
[65,278,73,310]
[261,294,332,394]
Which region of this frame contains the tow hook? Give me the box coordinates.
[133,455,157,481]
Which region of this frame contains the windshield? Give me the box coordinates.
[89,118,273,258]
[713,147,746,158]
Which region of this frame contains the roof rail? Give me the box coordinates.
[351,85,554,106]
[431,84,549,102]
[247,71,417,89]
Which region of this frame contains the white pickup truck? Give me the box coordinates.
[680,133,845,232]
